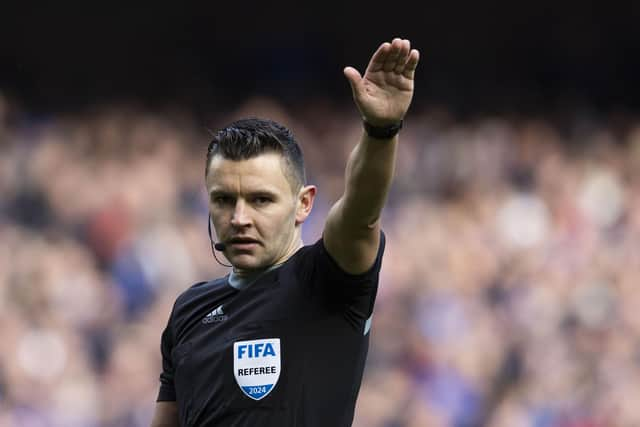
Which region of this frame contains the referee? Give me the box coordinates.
[150,38,419,427]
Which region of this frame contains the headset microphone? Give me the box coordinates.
[208,214,232,267]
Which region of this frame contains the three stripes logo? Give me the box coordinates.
[202,305,228,324]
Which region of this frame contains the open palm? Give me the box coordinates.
[344,38,420,127]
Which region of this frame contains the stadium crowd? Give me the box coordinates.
[1,93,640,426]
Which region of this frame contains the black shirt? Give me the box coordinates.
[157,232,385,427]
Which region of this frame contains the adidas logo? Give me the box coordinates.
[202,305,228,324]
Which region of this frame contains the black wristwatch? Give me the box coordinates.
[363,120,403,139]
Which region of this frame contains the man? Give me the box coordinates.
[151,38,419,427]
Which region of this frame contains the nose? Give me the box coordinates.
[230,199,252,228]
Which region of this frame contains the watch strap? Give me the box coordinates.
[363,120,403,139]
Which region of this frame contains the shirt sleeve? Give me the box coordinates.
[302,230,386,328]
[157,307,177,402]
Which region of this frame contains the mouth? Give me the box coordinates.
[227,237,260,250]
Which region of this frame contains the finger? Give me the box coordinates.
[367,42,391,73]
[383,38,404,72]
[343,66,363,98]
[394,39,411,73]
[402,49,420,80]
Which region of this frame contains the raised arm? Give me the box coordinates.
[323,38,419,274]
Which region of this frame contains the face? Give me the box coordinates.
[206,152,316,274]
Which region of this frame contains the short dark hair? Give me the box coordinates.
[205,118,306,192]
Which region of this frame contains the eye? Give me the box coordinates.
[253,196,272,205]
[212,195,234,206]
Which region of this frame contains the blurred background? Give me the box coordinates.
[2,3,640,426]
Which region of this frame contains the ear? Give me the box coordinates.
[295,185,317,226]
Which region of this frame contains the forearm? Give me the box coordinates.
[323,38,417,273]
[340,131,398,228]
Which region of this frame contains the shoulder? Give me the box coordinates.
[285,230,386,280]
[163,277,231,340]
[172,277,228,314]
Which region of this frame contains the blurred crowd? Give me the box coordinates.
[1,93,640,427]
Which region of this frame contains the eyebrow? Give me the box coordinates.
[209,189,279,198]
[209,189,233,197]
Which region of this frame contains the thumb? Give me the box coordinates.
[343,66,363,97]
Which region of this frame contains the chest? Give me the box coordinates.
[171,274,314,421]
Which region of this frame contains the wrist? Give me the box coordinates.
[363,120,403,140]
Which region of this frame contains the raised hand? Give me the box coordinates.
[344,38,420,127]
